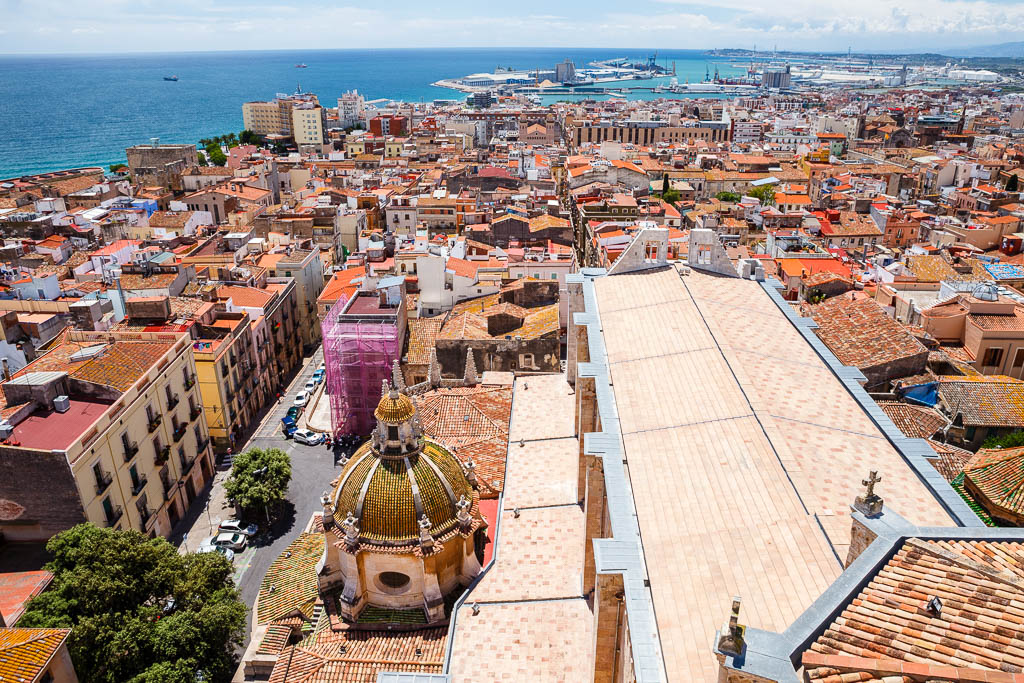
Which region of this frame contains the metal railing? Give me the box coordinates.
[122,441,139,462]
[131,475,147,496]
[104,505,123,527]
[95,472,113,495]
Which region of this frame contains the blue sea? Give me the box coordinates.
[0,48,745,178]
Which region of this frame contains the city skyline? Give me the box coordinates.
[3,0,1024,55]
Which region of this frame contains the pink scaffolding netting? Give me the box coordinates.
[321,295,402,437]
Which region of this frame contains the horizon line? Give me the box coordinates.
[0,45,968,59]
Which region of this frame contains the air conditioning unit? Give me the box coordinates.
[53,395,70,413]
[0,421,12,439]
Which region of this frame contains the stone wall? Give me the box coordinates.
[845,516,879,567]
[435,339,560,377]
[0,447,84,541]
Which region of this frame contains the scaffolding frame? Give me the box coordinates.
[321,296,402,437]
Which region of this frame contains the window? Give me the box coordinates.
[387,425,399,441]
[1013,348,1024,369]
[376,571,410,593]
[983,347,1004,368]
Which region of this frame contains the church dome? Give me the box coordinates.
[332,439,474,545]
[374,391,415,423]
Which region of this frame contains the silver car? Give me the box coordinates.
[209,532,247,551]
[197,543,235,562]
[217,518,258,537]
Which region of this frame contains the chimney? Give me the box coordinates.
[1,358,10,382]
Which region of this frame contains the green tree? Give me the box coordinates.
[661,172,670,195]
[224,447,292,519]
[109,163,127,173]
[18,524,245,683]
[982,431,1024,449]
[197,151,208,167]
[239,129,261,146]
[715,191,741,203]
[1007,174,1019,193]
[747,183,777,206]
[205,143,227,167]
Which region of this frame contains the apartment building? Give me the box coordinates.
[269,249,325,351]
[191,311,261,453]
[242,92,325,147]
[0,331,213,541]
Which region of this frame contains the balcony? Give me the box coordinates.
[154,444,170,465]
[147,415,162,433]
[104,505,123,527]
[184,374,197,390]
[131,475,148,496]
[173,424,187,442]
[122,441,139,462]
[180,452,196,472]
[167,393,180,410]
[189,405,201,421]
[95,472,113,496]
[163,484,174,502]
[197,436,210,453]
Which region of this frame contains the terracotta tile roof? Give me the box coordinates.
[406,317,444,366]
[438,294,558,342]
[969,307,1024,331]
[964,447,1024,521]
[804,537,1024,679]
[804,295,928,370]
[878,401,948,439]
[16,339,173,392]
[0,572,52,627]
[937,375,1024,427]
[926,439,974,482]
[416,385,512,497]
[217,285,273,309]
[268,626,446,683]
[256,532,325,625]
[0,628,70,681]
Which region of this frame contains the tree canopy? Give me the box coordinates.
[715,191,741,203]
[239,129,261,146]
[746,183,777,206]
[18,524,245,683]
[224,447,292,515]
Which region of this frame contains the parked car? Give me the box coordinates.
[293,429,325,446]
[293,391,310,407]
[197,543,235,562]
[312,370,325,384]
[304,379,317,392]
[282,416,297,438]
[318,362,325,371]
[209,532,247,551]
[286,406,302,420]
[217,519,258,537]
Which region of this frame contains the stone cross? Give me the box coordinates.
[862,471,881,499]
[854,470,884,517]
[716,596,745,656]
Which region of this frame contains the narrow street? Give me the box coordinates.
[171,345,354,646]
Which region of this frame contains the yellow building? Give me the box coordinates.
[0,330,213,541]
[192,311,261,453]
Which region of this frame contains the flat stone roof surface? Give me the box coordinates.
[448,373,590,682]
[592,267,954,681]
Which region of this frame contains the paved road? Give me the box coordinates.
[172,345,362,647]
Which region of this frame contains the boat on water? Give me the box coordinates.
[295,63,308,68]
[163,75,178,81]
[606,92,627,99]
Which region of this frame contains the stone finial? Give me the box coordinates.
[392,359,406,391]
[854,470,884,517]
[463,459,477,486]
[342,511,360,549]
[716,596,746,657]
[456,494,472,530]
[418,514,435,552]
[464,351,478,386]
[381,378,390,399]
[321,492,334,529]
[428,348,441,387]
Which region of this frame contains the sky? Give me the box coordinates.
[2,0,1024,54]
